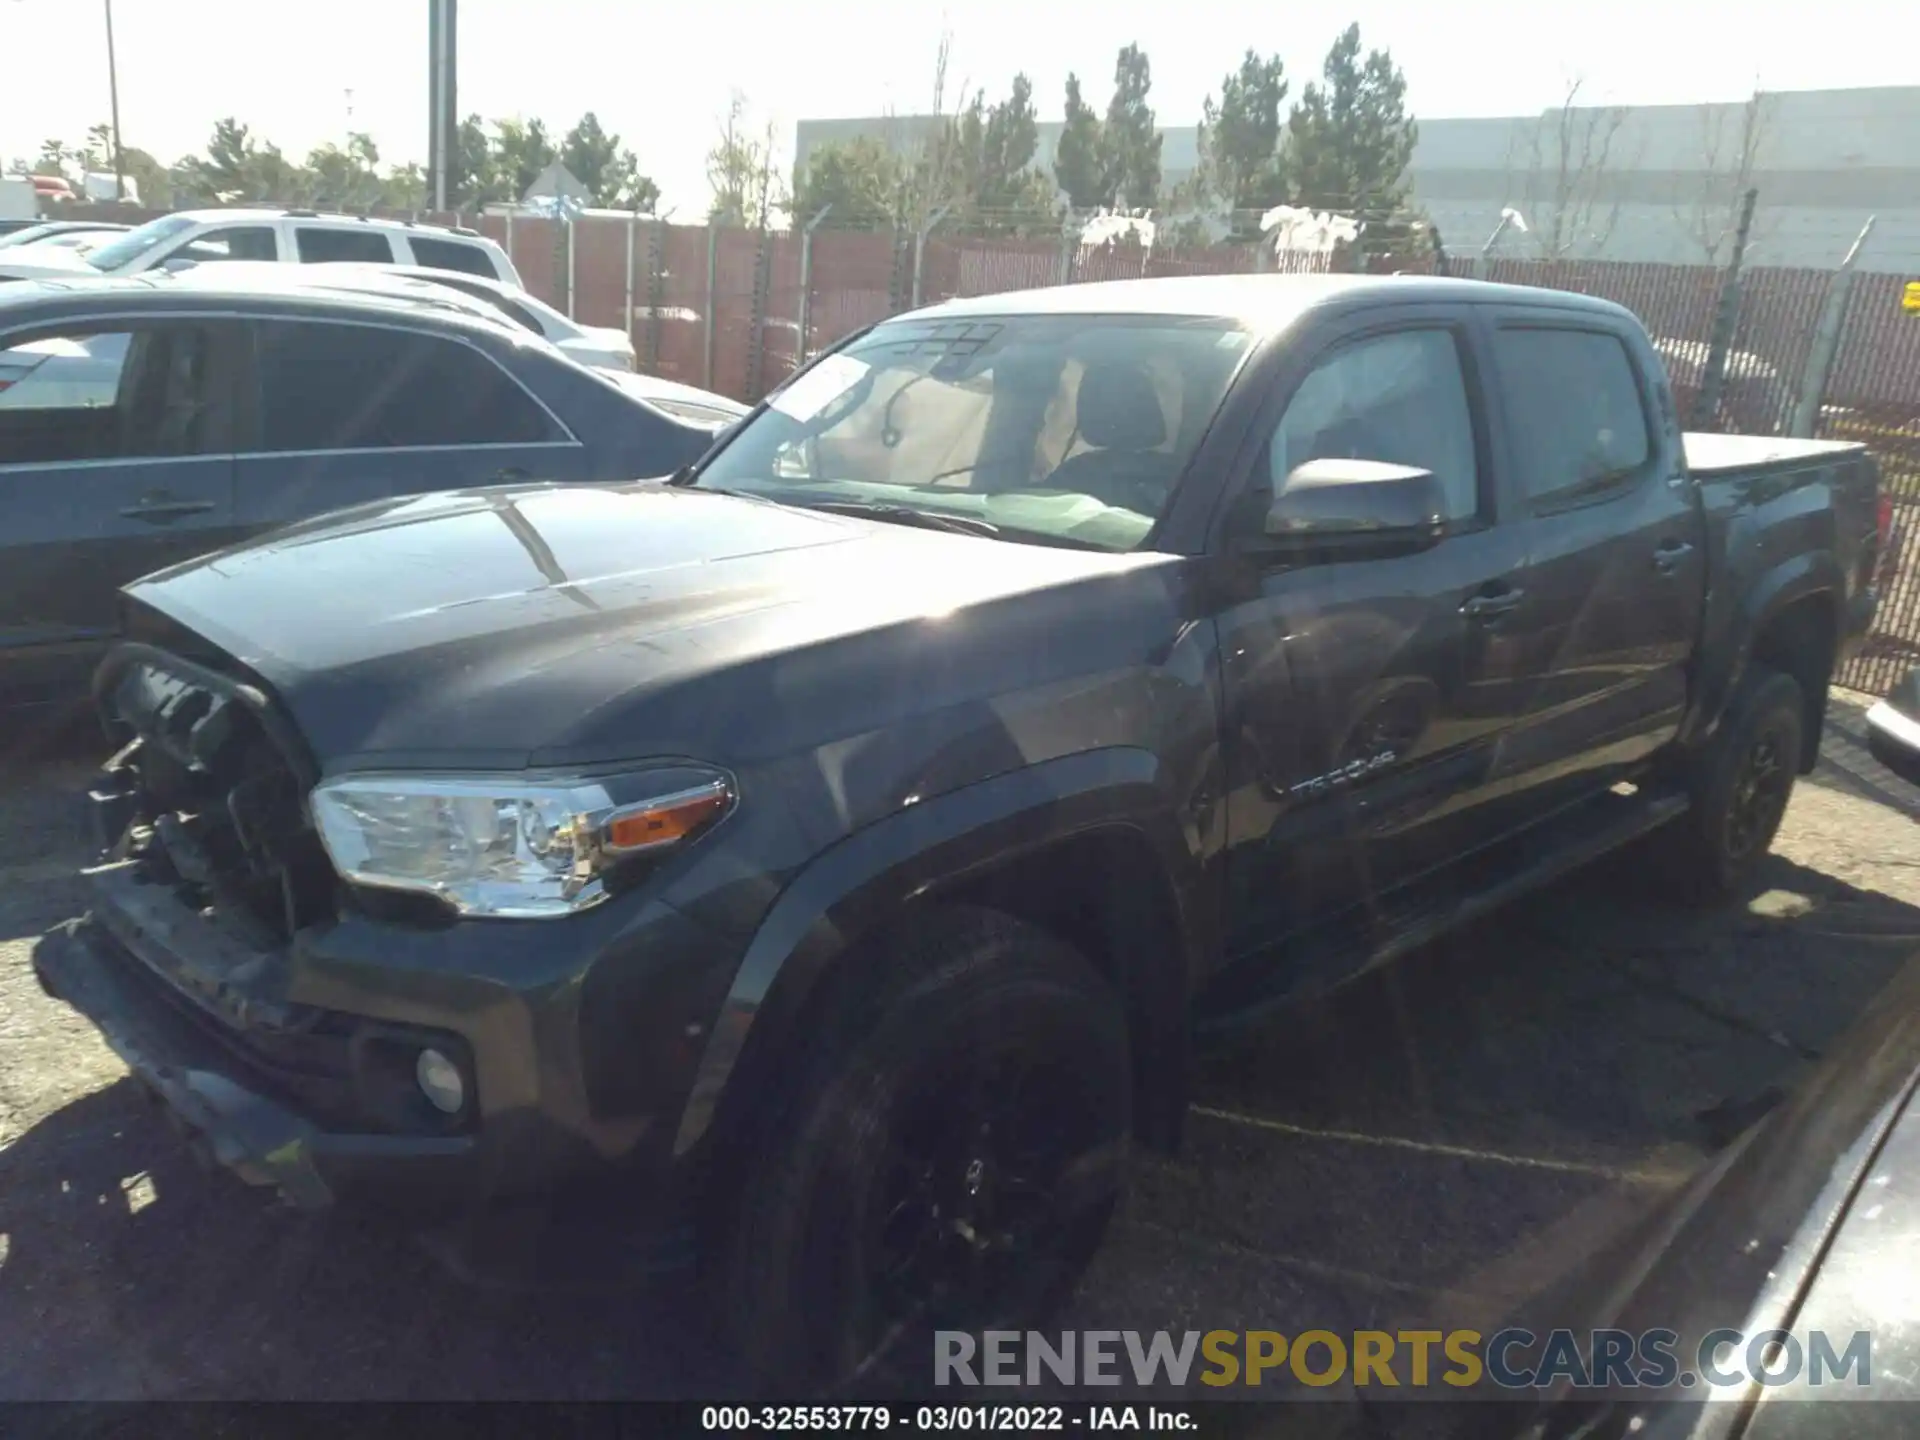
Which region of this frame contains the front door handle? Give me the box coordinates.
[119,498,217,524]
[1461,588,1525,620]
[1654,539,1696,575]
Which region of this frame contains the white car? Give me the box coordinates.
[300,262,639,372]
[0,208,521,287]
[0,220,130,252]
[0,330,129,409]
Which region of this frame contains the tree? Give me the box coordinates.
[706,91,784,227]
[1508,76,1631,259]
[304,132,386,210]
[1679,88,1773,264]
[942,74,1057,233]
[561,112,659,211]
[1200,51,1289,226]
[792,136,904,228]
[1053,74,1109,209]
[1103,44,1163,210]
[491,117,558,201]
[453,113,499,204]
[1284,24,1419,245]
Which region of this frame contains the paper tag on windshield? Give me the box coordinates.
[769,353,870,422]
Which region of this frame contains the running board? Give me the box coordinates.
[1195,783,1692,1038]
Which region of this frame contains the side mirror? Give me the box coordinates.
[1258,458,1447,554]
[159,256,198,274]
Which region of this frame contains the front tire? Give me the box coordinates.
[715,907,1130,1396]
[1661,664,1804,902]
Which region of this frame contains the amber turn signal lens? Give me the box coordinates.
[603,784,731,854]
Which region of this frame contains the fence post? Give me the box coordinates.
[645,216,668,375]
[703,218,718,392]
[746,225,772,402]
[505,210,515,274]
[1473,210,1520,280]
[887,228,912,315]
[565,213,577,320]
[624,210,637,357]
[1789,216,1878,438]
[1693,187,1760,429]
[910,205,950,310]
[1057,214,1080,286]
[797,204,833,365]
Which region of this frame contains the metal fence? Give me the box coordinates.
[55,201,1920,696]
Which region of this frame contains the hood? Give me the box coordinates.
[606,370,745,415]
[0,246,95,279]
[124,481,1165,771]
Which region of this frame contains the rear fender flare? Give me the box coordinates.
[1690,552,1843,750]
[670,746,1199,1158]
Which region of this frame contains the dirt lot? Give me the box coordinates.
[1,700,1915,1413]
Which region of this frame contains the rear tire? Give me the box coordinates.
[713,906,1130,1396]
[1658,664,1804,903]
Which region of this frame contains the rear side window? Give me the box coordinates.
[1493,328,1653,505]
[407,236,499,278]
[253,321,563,452]
[296,227,396,264]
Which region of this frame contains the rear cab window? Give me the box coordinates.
[405,236,500,279]
[1490,325,1656,508]
[296,228,397,264]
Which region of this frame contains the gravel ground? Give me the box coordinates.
[0,700,1915,1416]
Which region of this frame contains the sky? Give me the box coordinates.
[4,0,1914,214]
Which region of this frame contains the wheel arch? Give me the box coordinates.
[672,747,1207,1175]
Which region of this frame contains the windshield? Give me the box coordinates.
[84,214,198,271]
[692,313,1252,551]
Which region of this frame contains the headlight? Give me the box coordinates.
[309,770,734,918]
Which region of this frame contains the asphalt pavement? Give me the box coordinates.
[0,702,1915,1417]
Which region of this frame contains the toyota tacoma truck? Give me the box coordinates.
[33,275,1887,1393]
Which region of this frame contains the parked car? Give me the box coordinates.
[0,220,131,251]
[305,262,641,372]
[0,208,521,286]
[1866,665,1920,788]
[0,274,724,717]
[1455,941,1920,1438]
[32,274,1885,1394]
[158,261,747,419]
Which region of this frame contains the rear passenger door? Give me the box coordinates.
[0,317,241,709]
[1480,314,1707,809]
[233,318,590,530]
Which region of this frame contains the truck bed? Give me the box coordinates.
[1683,432,1868,478]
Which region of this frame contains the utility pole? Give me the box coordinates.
[428,0,458,213]
[103,0,125,199]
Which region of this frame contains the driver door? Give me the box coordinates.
[1215,310,1535,965]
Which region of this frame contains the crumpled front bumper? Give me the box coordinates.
[32,914,477,1211]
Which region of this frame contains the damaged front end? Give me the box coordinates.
[33,643,484,1209]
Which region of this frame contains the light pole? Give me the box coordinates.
[104,0,125,199]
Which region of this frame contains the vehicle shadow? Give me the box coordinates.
[0,1078,733,1399]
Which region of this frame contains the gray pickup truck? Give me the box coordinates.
[35,274,1886,1393]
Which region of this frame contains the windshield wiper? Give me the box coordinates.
[795,499,1002,539]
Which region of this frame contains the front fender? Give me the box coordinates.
[670,746,1201,1158]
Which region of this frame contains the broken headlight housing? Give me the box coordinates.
[309,769,735,918]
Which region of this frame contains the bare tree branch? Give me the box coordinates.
[1507,76,1632,259]
[1675,88,1774,263]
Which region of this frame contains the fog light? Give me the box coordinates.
[415,1048,465,1115]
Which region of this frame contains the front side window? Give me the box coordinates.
[0,324,222,464]
[254,321,562,452]
[296,228,397,264]
[169,226,279,266]
[692,314,1254,551]
[1494,327,1653,506]
[1266,329,1481,523]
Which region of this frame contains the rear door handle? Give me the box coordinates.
[1461,588,1525,620]
[1654,539,1696,574]
[119,499,217,523]
[491,467,530,484]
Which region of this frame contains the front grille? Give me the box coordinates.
[99,650,335,946]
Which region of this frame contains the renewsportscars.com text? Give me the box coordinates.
[934,1328,1874,1391]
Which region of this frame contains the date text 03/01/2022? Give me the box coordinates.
[701,1405,1196,1431]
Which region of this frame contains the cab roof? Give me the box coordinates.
[902,272,1636,334]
